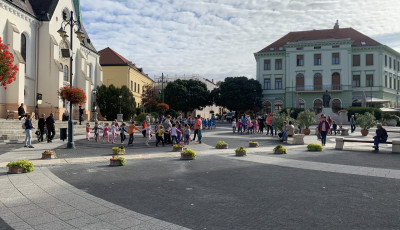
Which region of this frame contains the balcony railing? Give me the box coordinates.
[296,84,342,91]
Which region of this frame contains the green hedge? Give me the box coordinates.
[346,107,382,121]
[280,108,305,119]
[307,143,323,151]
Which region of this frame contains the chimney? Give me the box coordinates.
[212,79,214,83]
[334,20,339,29]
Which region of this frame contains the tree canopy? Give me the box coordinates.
[211,76,262,113]
[96,85,136,121]
[164,79,210,112]
[141,84,159,112]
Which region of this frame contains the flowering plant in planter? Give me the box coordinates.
[180,149,196,160]
[216,141,228,149]
[235,146,248,156]
[172,144,184,151]
[0,37,18,90]
[110,155,126,166]
[112,146,125,155]
[58,86,87,106]
[7,160,34,173]
[42,150,56,159]
[273,145,287,154]
[249,141,259,147]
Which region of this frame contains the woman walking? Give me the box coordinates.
[318,116,330,146]
[24,114,34,148]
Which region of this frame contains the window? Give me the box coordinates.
[332,99,341,110]
[390,77,392,88]
[275,59,282,70]
[353,55,360,66]
[394,60,396,71]
[366,74,373,87]
[332,45,340,48]
[390,57,392,68]
[264,78,271,89]
[274,101,283,112]
[314,46,321,49]
[138,84,140,93]
[296,47,303,50]
[332,72,340,90]
[297,55,304,66]
[395,77,397,90]
[385,55,387,67]
[89,64,93,80]
[366,54,373,66]
[134,82,136,92]
[385,75,388,87]
[275,78,282,89]
[314,54,321,65]
[63,65,68,81]
[313,99,323,109]
[130,81,133,91]
[353,75,360,87]
[298,99,305,109]
[296,73,304,90]
[264,60,271,70]
[332,53,339,65]
[21,34,26,72]
[314,73,322,91]
[263,101,271,114]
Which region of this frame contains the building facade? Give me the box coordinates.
[99,47,155,110]
[254,22,400,114]
[0,0,102,120]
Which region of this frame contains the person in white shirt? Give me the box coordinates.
[168,123,182,145]
[232,118,237,133]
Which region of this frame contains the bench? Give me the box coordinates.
[278,134,305,145]
[335,137,400,153]
[6,110,18,120]
[337,128,349,136]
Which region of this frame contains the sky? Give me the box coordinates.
[80,0,400,81]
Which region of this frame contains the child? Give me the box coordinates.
[232,118,237,133]
[145,124,153,146]
[203,119,207,130]
[248,120,253,134]
[155,126,166,147]
[92,122,102,142]
[177,123,183,144]
[184,124,191,145]
[237,120,243,134]
[86,123,91,141]
[154,121,159,133]
[169,123,181,145]
[110,122,118,144]
[331,120,337,135]
[128,121,141,146]
[103,123,110,143]
[113,119,120,138]
[142,121,147,137]
[207,118,212,130]
[120,123,128,144]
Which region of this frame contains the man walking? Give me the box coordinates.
[79,106,84,125]
[192,115,202,142]
[46,113,55,142]
[350,115,356,133]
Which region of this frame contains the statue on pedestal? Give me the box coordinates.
[322,90,331,108]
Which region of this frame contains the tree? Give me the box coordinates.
[96,85,136,121]
[0,37,18,89]
[164,79,210,112]
[141,84,159,112]
[212,76,262,113]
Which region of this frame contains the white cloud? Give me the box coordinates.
[80,0,400,81]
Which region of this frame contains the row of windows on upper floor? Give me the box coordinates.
[130,80,145,94]
[385,55,400,70]
[384,75,400,90]
[263,53,400,71]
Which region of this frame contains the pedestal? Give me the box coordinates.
[117,114,123,122]
[91,112,98,122]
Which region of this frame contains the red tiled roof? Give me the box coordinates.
[99,47,139,70]
[258,27,382,53]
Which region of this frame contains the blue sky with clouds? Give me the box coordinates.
[80,0,400,81]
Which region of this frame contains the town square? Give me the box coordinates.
[1,0,400,229]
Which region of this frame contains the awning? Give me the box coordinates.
[380,108,400,113]
[353,97,390,104]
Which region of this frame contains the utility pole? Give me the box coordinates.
[161,73,165,103]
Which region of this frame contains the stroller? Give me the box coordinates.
[35,128,48,142]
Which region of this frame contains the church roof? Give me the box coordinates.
[257,27,382,53]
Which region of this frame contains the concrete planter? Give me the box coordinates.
[109,159,123,166]
[8,166,24,174]
[361,129,369,136]
[217,144,228,149]
[180,153,195,160]
[41,153,55,159]
[249,143,259,148]
[173,147,183,152]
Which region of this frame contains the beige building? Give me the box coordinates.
[0,0,102,120]
[99,47,155,110]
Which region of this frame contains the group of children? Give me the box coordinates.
[231,118,259,134]
[85,119,192,147]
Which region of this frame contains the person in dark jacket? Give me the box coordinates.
[373,123,388,151]
[18,103,27,120]
[79,106,84,125]
[38,113,46,142]
[318,116,330,146]
[46,113,55,142]
[24,114,34,148]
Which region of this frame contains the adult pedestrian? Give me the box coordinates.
[18,103,27,120]
[350,115,356,133]
[24,114,34,148]
[266,113,273,136]
[318,116,330,146]
[192,115,202,142]
[38,113,46,142]
[45,113,55,142]
[373,123,388,151]
[79,106,84,125]
[259,115,266,134]
[163,115,172,144]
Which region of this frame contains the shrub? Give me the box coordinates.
[235,146,248,156]
[272,112,296,132]
[280,108,305,119]
[307,143,323,151]
[273,145,287,154]
[297,110,316,129]
[7,160,34,173]
[112,146,125,155]
[111,156,126,166]
[135,113,147,123]
[181,149,196,159]
[382,113,400,122]
[355,112,377,130]
[347,107,382,121]
[249,141,259,147]
[173,144,184,148]
[216,141,228,149]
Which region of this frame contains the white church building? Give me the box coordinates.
[0,0,102,120]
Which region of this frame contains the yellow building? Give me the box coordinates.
[99,47,154,109]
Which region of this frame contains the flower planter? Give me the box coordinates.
[173,147,183,152]
[361,129,369,136]
[235,152,246,157]
[180,153,195,160]
[8,166,25,174]
[249,143,258,148]
[274,149,284,154]
[41,153,55,159]
[109,159,123,166]
[302,129,311,135]
[218,144,228,149]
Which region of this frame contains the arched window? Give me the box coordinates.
[21,34,27,72]
[296,73,304,91]
[298,98,305,108]
[263,101,272,114]
[274,101,283,112]
[63,65,69,81]
[89,64,93,81]
[332,99,342,112]
[332,72,340,90]
[314,73,322,91]
[313,99,323,109]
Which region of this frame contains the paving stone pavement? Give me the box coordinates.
[1,124,400,229]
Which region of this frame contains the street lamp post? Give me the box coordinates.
[57,11,85,149]
[161,73,165,103]
[91,89,97,122]
[119,95,122,114]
